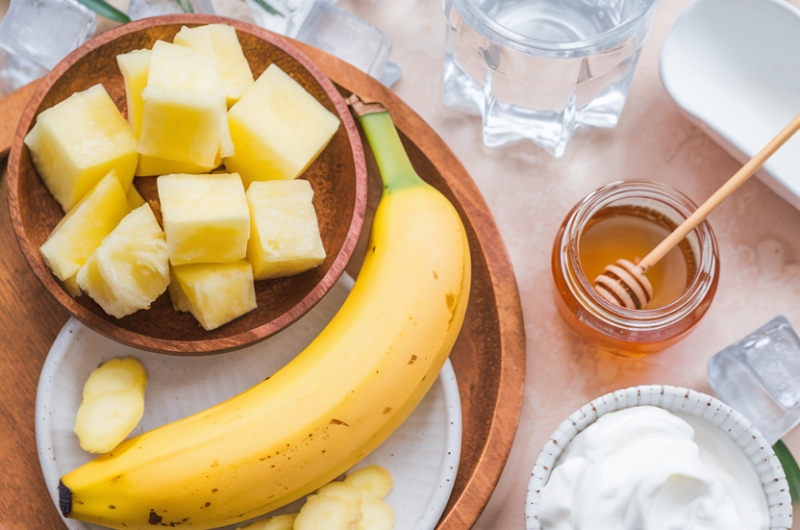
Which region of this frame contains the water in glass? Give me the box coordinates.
[443,0,660,156]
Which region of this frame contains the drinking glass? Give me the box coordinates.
[443,0,660,157]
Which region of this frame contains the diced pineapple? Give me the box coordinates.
[294,495,353,530]
[77,204,170,319]
[63,274,82,298]
[169,260,257,331]
[74,357,147,454]
[355,492,394,530]
[225,64,340,188]
[139,86,226,167]
[158,173,250,266]
[116,49,151,138]
[40,172,130,281]
[136,152,222,177]
[173,24,254,108]
[246,180,325,280]
[344,466,394,500]
[236,513,298,530]
[126,184,146,209]
[138,41,226,168]
[24,84,137,212]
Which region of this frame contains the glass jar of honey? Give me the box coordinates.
[552,180,719,357]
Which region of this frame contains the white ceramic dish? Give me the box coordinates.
[36,276,462,530]
[660,0,800,210]
[525,385,793,530]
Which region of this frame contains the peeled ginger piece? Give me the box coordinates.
[236,513,297,530]
[309,482,362,526]
[344,465,394,500]
[294,496,353,530]
[74,357,147,454]
[356,492,394,530]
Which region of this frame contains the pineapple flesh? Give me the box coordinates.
[224,64,340,188]
[40,171,130,281]
[158,173,250,266]
[138,41,226,168]
[169,260,257,331]
[173,24,254,108]
[77,204,170,319]
[24,84,138,212]
[116,49,151,139]
[246,180,326,280]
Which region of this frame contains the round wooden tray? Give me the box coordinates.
[0,34,525,530]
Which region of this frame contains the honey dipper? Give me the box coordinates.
[595,111,800,310]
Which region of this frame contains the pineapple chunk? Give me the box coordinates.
[136,152,222,177]
[116,49,151,138]
[63,274,82,298]
[344,466,394,500]
[138,41,226,168]
[246,180,325,280]
[169,260,257,331]
[236,513,297,530]
[74,357,147,454]
[40,172,130,281]
[77,204,170,319]
[173,24,254,108]
[24,84,137,212]
[126,184,146,209]
[225,64,340,188]
[158,173,250,266]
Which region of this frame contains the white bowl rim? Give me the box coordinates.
[658,0,800,212]
[525,384,793,530]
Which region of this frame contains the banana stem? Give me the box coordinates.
[347,95,425,192]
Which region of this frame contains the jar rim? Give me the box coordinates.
[451,0,661,57]
[562,179,719,330]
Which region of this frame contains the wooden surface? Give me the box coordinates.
[7,15,367,354]
[0,26,526,530]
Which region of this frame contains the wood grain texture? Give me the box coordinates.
[0,18,525,530]
[6,15,367,355]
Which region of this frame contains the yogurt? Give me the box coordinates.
[538,406,770,530]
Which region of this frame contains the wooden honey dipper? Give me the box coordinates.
[595,111,800,310]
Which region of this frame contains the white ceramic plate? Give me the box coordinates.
[659,0,800,210]
[525,385,792,530]
[35,276,461,530]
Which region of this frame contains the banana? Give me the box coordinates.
[59,96,471,530]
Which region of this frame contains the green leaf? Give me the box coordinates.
[248,0,285,18]
[74,0,131,23]
[773,440,800,503]
[175,0,195,13]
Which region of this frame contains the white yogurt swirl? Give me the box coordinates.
[538,406,769,530]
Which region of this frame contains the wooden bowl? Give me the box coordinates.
[6,15,367,355]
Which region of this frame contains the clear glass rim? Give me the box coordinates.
[451,0,660,56]
[562,179,718,331]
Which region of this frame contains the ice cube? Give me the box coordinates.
[293,1,391,79]
[0,47,48,97]
[0,0,96,71]
[245,0,335,36]
[708,316,800,445]
[128,0,215,21]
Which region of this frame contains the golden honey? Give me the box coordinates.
[552,180,719,357]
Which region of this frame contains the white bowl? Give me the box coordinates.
[659,0,800,210]
[525,385,792,530]
[36,276,462,530]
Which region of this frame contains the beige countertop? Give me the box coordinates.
[3,0,800,528]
